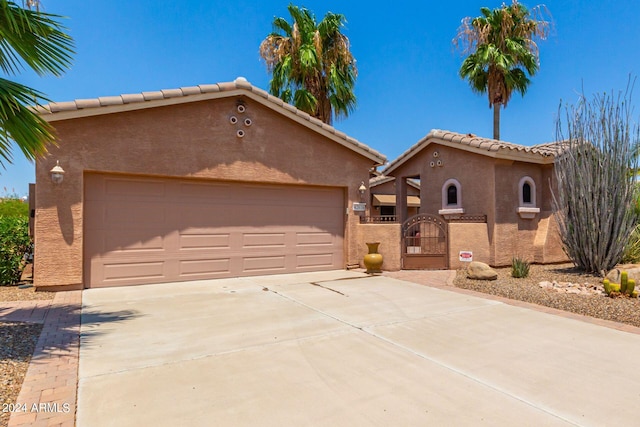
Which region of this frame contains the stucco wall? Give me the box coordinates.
[417,145,497,219]
[35,96,377,289]
[388,142,566,267]
[355,223,402,271]
[448,222,491,269]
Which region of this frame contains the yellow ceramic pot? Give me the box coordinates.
[364,242,383,274]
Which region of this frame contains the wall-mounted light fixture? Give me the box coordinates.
[50,161,65,184]
[358,181,366,201]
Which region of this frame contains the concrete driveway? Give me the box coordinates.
[78,271,640,426]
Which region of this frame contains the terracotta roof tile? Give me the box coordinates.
[161,88,183,98]
[198,84,220,93]
[121,93,144,104]
[217,81,235,91]
[384,129,558,175]
[74,98,101,109]
[98,96,123,106]
[50,101,77,112]
[34,77,386,165]
[142,91,164,101]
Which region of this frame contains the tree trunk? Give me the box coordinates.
[493,103,500,140]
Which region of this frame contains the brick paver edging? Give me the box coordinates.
[8,290,82,427]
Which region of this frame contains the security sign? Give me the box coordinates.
[459,251,473,262]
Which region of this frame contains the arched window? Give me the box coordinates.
[518,176,536,207]
[447,184,458,206]
[439,178,464,217]
[522,182,532,204]
[517,176,540,219]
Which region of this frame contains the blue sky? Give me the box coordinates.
[1,0,639,197]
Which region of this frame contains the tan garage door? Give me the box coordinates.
[84,174,345,288]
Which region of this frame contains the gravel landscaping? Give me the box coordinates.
[0,284,53,427]
[0,322,42,427]
[0,284,54,302]
[454,263,640,328]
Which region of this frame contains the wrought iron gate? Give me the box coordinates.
[401,214,448,269]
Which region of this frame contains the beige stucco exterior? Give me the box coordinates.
[384,131,569,268]
[368,177,420,218]
[355,223,402,271]
[34,82,385,290]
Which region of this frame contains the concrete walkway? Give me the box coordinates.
[75,271,640,426]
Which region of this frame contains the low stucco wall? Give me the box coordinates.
[356,222,401,271]
[448,222,491,269]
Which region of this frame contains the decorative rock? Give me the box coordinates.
[605,265,640,284]
[537,280,605,296]
[467,261,498,280]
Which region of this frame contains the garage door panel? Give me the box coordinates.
[296,231,334,246]
[296,253,335,268]
[242,255,286,272]
[105,177,166,199]
[178,233,231,250]
[179,258,231,277]
[102,261,166,282]
[105,233,165,252]
[242,233,286,248]
[84,174,345,287]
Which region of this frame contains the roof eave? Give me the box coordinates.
[37,82,387,166]
[384,131,554,175]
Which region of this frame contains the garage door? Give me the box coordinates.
[84,174,345,288]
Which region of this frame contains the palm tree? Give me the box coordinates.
[454,1,550,140]
[0,1,73,166]
[259,4,356,125]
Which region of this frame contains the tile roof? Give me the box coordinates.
[35,77,386,165]
[384,129,561,174]
[369,174,420,189]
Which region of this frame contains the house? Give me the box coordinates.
[381,129,568,269]
[367,174,420,221]
[33,77,386,290]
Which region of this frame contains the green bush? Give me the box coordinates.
[0,216,31,285]
[511,256,530,278]
[0,198,28,218]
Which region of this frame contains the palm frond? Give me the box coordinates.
[0,77,55,166]
[259,5,357,124]
[0,1,74,77]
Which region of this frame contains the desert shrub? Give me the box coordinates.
[0,216,31,285]
[511,256,530,278]
[622,224,640,263]
[553,87,639,274]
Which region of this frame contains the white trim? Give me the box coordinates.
[518,176,537,207]
[517,207,540,219]
[438,208,465,215]
[517,176,539,219]
[442,178,462,210]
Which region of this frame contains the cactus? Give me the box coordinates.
[628,279,636,295]
[620,271,628,294]
[603,272,637,297]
